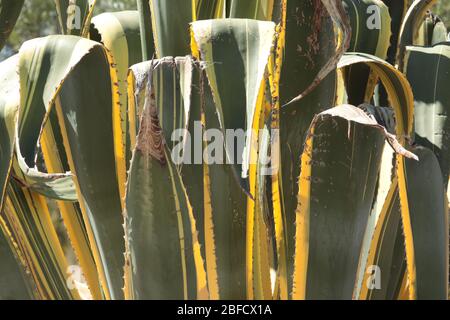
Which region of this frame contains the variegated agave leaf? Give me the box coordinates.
[278,0,337,297]
[124,57,207,300]
[341,0,391,105]
[90,10,144,168]
[292,104,414,299]
[10,35,127,299]
[405,43,450,186]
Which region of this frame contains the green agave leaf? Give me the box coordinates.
[0,219,33,300]
[123,61,207,299]
[343,0,391,59]
[354,108,398,300]
[190,18,276,299]
[147,0,234,57]
[405,43,450,185]
[136,0,153,60]
[338,53,414,137]
[285,0,351,105]
[13,150,77,202]
[416,13,447,46]
[23,11,147,296]
[128,57,191,152]
[0,0,24,50]
[0,218,34,300]
[17,35,126,299]
[354,109,397,298]
[402,146,448,299]
[200,71,247,299]
[358,179,407,300]
[431,20,447,45]
[0,55,19,211]
[378,0,410,106]
[39,115,103,300]
[0,49,97,300]
[195,0,226,20]
[292,104,410,299]
[181,74,206,276]
[354,140,393,299]
[229,0,274,20]
[1,40,76,216]
[278,0,337,296]
[415,13,435,46]
[383,222,407,300]
[128,57,203,261]
[0,54,90,300]
[149,0,193,58]
[15,34,107,202]
[397,0,437,69]
[251,117,273,300]
[16,35,114,180]
[380,0,409,65]
[54,0,96,37]
[337,52,422,299]
[128,55,254,299]
[3,179,80,299]
[91,10,144,168]
[191,18,275,197]
[342,0,391,105]
[337,52,446,299]
[52,43,125,300]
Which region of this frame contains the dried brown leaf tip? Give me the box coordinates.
[318,105,419,161]
[136,89,166,165]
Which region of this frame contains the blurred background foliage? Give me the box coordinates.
[435,2,450,27]
[1,0,136,60]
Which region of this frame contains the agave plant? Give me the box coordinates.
[0,0,448,300]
